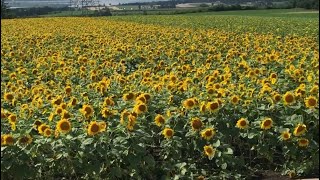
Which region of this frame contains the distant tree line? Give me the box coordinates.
[1,3,112,19]
[12,6,69,18]
[124,0,318,9]
[290,0,319,9]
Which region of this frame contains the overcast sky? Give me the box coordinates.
[101,0,169,5]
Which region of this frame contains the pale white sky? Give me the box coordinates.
[101,0,169,5]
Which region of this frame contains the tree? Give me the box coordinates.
[1,0,8,18]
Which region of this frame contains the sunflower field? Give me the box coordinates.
[1,15,319,179]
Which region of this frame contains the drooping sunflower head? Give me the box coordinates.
[236,118,249,130]
[304,96,317,108]
[203,145,215,160]
[293,123,307,136]
[283,91,295,105]
[199,102,206,113]
[154,114,165,127]
[87,121,100,136]
[56,119,72,134]
[298,138,309,147]
[190,117,203,131]
[162,127,174,139]
[260,118,273,130]
[201,128,216,140]
[127,115,136,131]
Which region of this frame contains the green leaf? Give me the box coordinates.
[82,138,94,146]
[224,148,233,155]
[248,133,255,139]
[221,163,227,170]
[212,139,220,147]
[181,168,187,175]
[110,167,122,178]
[144,155,155,167]
[175,162,187,169]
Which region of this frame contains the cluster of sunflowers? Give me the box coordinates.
[1,16,319,179]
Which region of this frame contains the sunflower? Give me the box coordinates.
[99,121,107,132]
[162,128,174,139]
[56,119,72,134]
[201,128,216,140]
[283,91,295,105]
[280,131,291,141]
[133,102,147,115]
[231,95,239,105]
[135,94,147,104]
[190,117,203,131]
[298,138,309,147]
[87,121,100,136]
[18,134,33,145]
[38,124,50,135]
[183,98,196,109]
[236,118,249,130]
[8,114,17,124]
[293,124,307,136]
[127,115,136,131]
[65,86,72,95]
[120,110,131,125]
[142,93,151,102]
[1,135,5,146]
[80,105,94,118]
[68,97,77,107]
[123,92,135,101]
[103,97,115,107]
[55,107,64,115]
[43,128,52,137]
[272,93,282,103]
[260,118,273,130]
[154,114,165,127]
[304,96,317,108]
[4,92,14,102]
[206,101,219,113]
[101,107,115,118]
[207,88,215,95]
[203,145,215,160]
[51,96,63,106]
[310,85,318,94]
[199,102,206,113]
[3,134,14,145]
[61,110,71,119]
